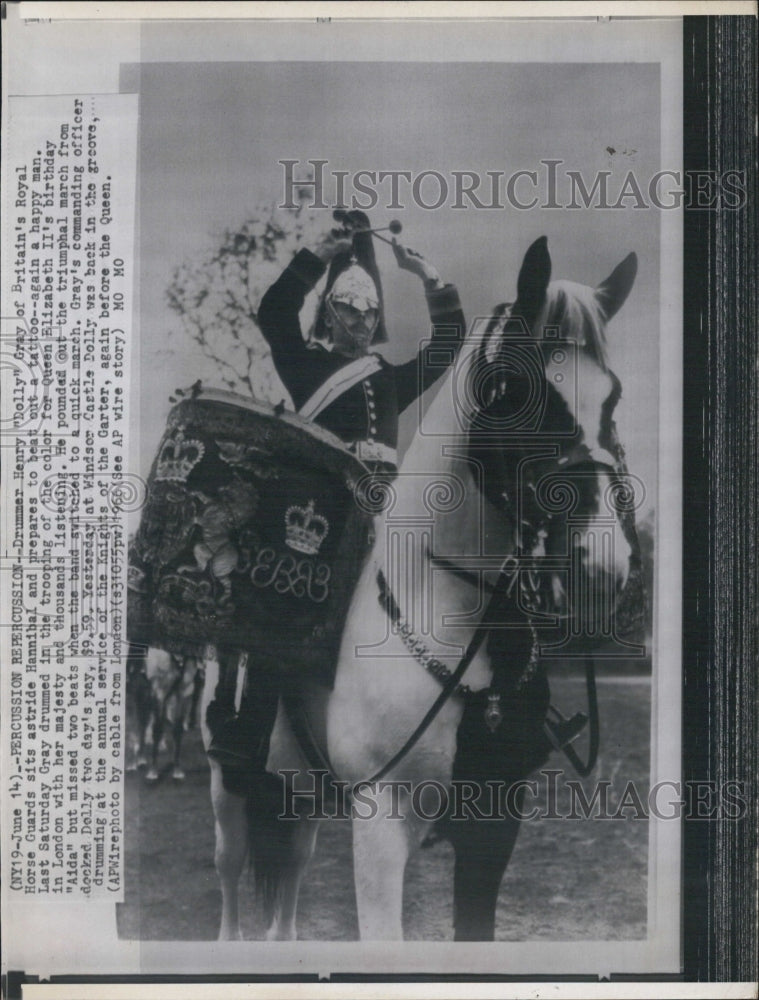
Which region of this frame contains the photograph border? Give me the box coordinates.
[680,13,757,985]
[1,5,757,996]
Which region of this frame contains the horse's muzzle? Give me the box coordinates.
[546,517,632,633]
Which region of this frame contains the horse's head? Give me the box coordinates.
[469,236,641,632]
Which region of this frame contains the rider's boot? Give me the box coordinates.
[205,648,279,794]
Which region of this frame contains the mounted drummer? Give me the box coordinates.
[257,209,465,470]
[205,211,467,777]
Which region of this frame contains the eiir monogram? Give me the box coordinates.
[250,547,331,603]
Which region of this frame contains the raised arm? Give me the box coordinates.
[391,241,466,412]
[257,232,354,379]
[257,248,325,375]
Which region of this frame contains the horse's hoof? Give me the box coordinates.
[217,930,242,942]
[145,768,159,782]
[172,767,186,781]
[137,756,148,769]
[265,925,297,941]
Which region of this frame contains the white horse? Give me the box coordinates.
[201,235,640,941]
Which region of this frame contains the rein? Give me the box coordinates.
[283,555,520,789]
[366,567,495,785]
[379,557,600,777]
[376,568,477,700]
[546,657,599,778]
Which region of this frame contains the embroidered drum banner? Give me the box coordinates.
[128,390,373,684]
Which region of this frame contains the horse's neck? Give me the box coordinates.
[401,337,482,467]
[394,334,508,553]
[367,346,513,657]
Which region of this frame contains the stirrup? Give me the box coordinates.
[543,708,588,752]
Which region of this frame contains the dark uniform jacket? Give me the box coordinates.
[258,248,465,468]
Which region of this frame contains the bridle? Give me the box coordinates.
[359,383,633,781]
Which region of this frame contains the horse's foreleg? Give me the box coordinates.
[188,664,204,730]
[209,759,248,941]
[135,676,152,770]
[171,710,186,781]
[265,818,320,941]
[352,811,415,940]
[145,699,164,783]
[136,724,149,770]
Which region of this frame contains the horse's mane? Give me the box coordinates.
[541,280,610,371]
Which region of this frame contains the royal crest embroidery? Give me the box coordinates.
[157,574,224,621]
[285,500,329,555]
[132,483,201,568]
[155,427,205,482]
[172,478,261,606]
[216,439,273,470]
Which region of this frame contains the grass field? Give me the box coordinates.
[118,672,650,942]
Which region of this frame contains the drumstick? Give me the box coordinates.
[367,230,395,247]
[333,210,402,245]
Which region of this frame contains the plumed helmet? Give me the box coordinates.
[327,263,379,313]
[313,210,388,345]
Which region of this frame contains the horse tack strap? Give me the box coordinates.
[549,657,600,778]
[378,565,601,780]
[366,575,493,786]
[282,571,496,791]
[366,563,534,785]
[376,569,476,700]
[284,584,598,789]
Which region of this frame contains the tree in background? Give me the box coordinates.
[165,192,321,404]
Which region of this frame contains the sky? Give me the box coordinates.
[130,42,666,513]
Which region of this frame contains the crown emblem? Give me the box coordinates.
[155,428,205,482]
[285,500,329,556]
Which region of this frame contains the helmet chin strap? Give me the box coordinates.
[326,299,377,356]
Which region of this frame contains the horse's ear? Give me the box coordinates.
[514,236,551,327]
[595,252,638,320]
